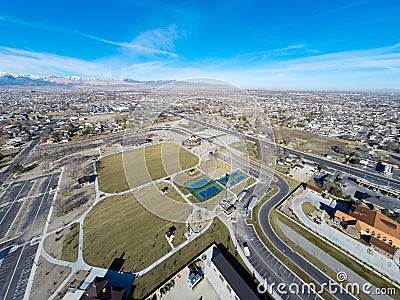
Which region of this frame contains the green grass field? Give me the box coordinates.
[83,193,189,271]
[301,202,316,215]
[97,143,199,193]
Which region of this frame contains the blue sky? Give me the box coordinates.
[0,0,399,90]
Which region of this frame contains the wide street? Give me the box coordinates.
[177,113,400,190]
[0,139,40,186]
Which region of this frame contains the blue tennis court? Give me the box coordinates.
[187,176,223,202]
[218,170,248,186]
[199,186,220,199]
[189,177,210,189]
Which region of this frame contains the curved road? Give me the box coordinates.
[217,152,356,300]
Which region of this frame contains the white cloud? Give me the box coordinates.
[0,42,399,90]
[251,43,400,73]
[0,47,108,77]
[0,14,178,57]
[122,25,179,57]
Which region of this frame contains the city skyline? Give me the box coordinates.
[0,0,399,90]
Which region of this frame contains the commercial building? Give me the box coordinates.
[211,248,259,300]
[335,204,400,254]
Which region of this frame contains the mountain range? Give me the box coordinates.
[0,72,175,87]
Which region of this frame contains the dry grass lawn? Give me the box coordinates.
[156,182,187,203]
[273,127,359,156]
[29,258,71,300]
[61,223,80,262]
[97,143,199,193]
[43,222,79,262]
[83,193,190,272]
[301,202,316,215]
[199,157,232,179]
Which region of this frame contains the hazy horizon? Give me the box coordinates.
[0,0,399,90]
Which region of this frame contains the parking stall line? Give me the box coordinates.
[3,174,54,299]
[0,181,28,225]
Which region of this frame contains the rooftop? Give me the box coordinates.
[211,249,259,300]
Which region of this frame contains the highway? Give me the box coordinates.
[274,146,400,190]
[175,113,400,190]
[0,139,40,186]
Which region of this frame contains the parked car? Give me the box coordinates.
[243,242,250,257]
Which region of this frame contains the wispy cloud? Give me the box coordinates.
[125,25,179,57]
[0,42,399,90]
[0,46,176,79]
[0,14,178,57]
[268,0,374,33]
[0,46,108,77]
[251,42,400,73]
[235,44,320,61]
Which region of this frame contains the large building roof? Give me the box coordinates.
[80,277,126,300]
[306,184,322,194]
[349,205,400,238]
[370,236,396,256]
[211,251,259,300]
[334,210,356,222]
[348,205,376,226]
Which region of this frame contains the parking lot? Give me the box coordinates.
[342,176,400,211]
[0,243,39,300]
[0,172,60,300]
[0,173,60,240]
[0,202,23,239]
[17,192,53,234]
[1,180,35,206]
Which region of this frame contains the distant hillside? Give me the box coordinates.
[0,72,176,88]
[0,73,60,86]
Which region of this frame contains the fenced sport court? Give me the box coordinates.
[217,170,247,186]
[187,175,223,202]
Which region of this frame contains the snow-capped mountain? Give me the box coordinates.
[0,71,176,87]
[0,72,58,86]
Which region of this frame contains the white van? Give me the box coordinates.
[243,242,250,257]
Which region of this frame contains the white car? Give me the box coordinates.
[243,242,250,257]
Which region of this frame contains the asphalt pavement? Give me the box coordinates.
[176,113,400,190]
[0,172,60,300]
[0,139,40,186]
[217,151,357,300]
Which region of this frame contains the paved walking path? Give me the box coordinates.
[30,143,251,299]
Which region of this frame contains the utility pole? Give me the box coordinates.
[225,173,230,201]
